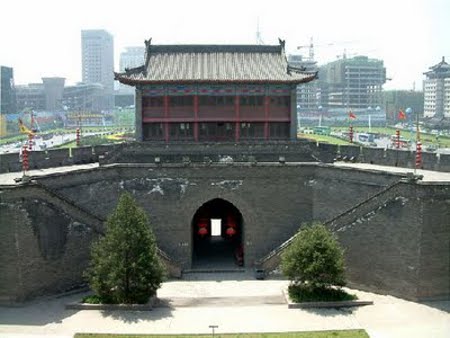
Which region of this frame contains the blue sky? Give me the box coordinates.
[0,0,448,90]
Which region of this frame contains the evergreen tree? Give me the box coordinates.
[85,192,165,304]
[281,223,346,290]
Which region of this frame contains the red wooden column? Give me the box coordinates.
[164,95,169,142]
[235,95,240,142]
[264,96,270,140]
[194,95,199,142]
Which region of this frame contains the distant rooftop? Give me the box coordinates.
[424,56,450,78]
[115,39,317,85]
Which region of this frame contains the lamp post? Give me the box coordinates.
[209,325,218,337]
[406,107,422,173]
[406,107,413,147]
[318,105,323,127]
[375,106,381,133]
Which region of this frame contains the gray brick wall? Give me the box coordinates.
[0,162,448,303]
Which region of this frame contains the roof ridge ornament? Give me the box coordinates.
[278,38,286,51]
[143,38,152,77]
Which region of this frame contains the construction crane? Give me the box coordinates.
[255,17,264,45]
[336,49,358,59]
[19,109,41,133]
[18,118,34,135]
[296,38,358,62]
[297,37,332,61]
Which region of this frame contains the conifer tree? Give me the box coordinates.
[85,193,164,304]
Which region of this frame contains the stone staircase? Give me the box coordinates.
[0,180,182,278]
[255,179,409,273]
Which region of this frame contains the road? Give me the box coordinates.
[0,131,111,155]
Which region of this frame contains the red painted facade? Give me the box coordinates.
[141,84,293,142]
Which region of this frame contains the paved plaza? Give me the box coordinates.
[0,272,449,338]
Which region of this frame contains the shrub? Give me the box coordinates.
[281,223,346,289]
[84,193,165,304]
[288,284,356,303]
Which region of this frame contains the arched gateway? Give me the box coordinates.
[191,198,244,269]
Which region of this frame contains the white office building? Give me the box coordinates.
[118,47,145,94]
[424,57,450,118]
[81,30,114,110]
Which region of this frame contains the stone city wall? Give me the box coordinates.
[0,162,448,303]
[1,141,449,173]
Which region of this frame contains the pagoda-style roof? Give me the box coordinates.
[424,56,450,78]
[115,39,318,85]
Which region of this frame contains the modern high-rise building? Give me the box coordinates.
[319,56,386,110]
[119,46,145,72]
[42,77,65,111]
[63,83,104,113]
[287,54,320,112]
[15,79,104,114]
[15,83,46,111]
[81,29,114,110]
[117,46,146,97]
[423,57,450,118]
[0,66,16,115]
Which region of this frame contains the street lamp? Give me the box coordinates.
[405,107,414,147]
[209,325,218,337]
[367,106,373,132]
[406,107,422,173]
[318,105,323,127]
[405,107,413,125]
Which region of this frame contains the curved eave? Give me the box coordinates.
[115,73,317,87]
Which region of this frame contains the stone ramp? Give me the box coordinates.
[158,295,285,307]
[157,272,288,307]
[256,179,406,272]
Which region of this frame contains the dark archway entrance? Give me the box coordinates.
[192,198,244,269]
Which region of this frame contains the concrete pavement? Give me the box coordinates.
[2,161,450,187]
[333,162,450,182]
[0,272,448,338]
[0,163,99,186]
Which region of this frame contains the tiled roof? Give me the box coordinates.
[115,41,317,85]
[424,57,450,77]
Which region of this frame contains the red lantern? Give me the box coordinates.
[76,127,81,147]
[227,216,236,228]
[415,141,422,168]
[198,227,208,236]
[198,218,208,228]
[226,227,236,236]
[22,145,29,172]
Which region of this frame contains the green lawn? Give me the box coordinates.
[298,126,450,148]
[298,134,353,146]
[75,330,369,338]
[332,126,450,148]
[0,134,28,145]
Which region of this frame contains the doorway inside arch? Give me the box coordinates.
[192,198,244,269]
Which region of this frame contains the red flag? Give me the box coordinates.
[349,111,356,120]
[398,110,406,120]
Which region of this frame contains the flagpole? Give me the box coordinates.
[348,110,355,143]
[414,108,421,175]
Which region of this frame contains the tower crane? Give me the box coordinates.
[256,17,264,45]
[296,38,359,62]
